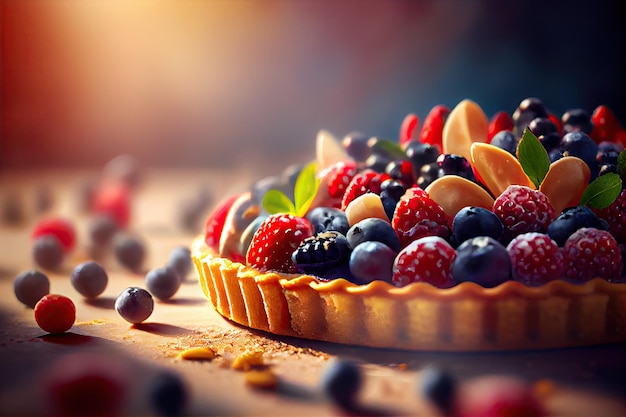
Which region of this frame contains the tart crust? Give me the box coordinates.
[192,236,626,352]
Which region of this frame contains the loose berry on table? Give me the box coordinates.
[32,216,76,253]
[32,235,65,270]
[34,294,76,334]
[418,366,457,417]
[145,267,182,301]
[71,261,108,299]
[166,246,193,281]
[115,287,154,323]
[14,270,50,308]
[149,370,188,417]
[320,358,363,411]
[114,233,146,272]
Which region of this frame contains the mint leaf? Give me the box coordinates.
[517,128,551,189]
[369,138,406,160]
[618,150,626,183]
[294,161,320,217]
[262,190,296,215]
[580,173,623,209]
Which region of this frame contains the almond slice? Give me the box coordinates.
[442,99,488,161]
[470,143,534,197]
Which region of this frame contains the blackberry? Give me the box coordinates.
[292,231,352,280]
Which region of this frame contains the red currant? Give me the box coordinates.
[34,294,76,334]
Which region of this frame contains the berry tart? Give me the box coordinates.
[192,98,626,351]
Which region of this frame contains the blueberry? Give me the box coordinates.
[149,371,188,417]
[364,153,391,173]
[385,160,415,188]
[114,234,146,272]
[32,235,64,270]
[380,180,406,221]
[71,261,108,298]
[145,267,181,301]
[346,218,401,252]
[451,207,504,247]
[528,117,557,137]
[562,108,593,134]
[349,241,396,284]
[452,236,511,287]
[560,131,599,179]
[417,162,442,189]
[490,130,518,155]
[14,270,50,308]
[547,206,602,246]
[320,358,362,411]
[437,154,475,182]
[419,367,457,417]
[292,231,352,280]
[115,287,154,323]
[166,246,192,280]
[405,142,440,176]
[512,97,548,136]
[306,207,350,235]
[88,215,118,246]
[342,131,370,162]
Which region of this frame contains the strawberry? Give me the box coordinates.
[593,188,626,244]
[400,113,420,147]
[326,161,358,200]
[340,171,391,210]
[492,185,555,238]
[32,217,76,253]
[562,227,623,282]
[246,213,313,273]
[391,187,450,248]
[419,105,450,152]
[487,111,513,142]
[506,232,564,285]
[590,105,623,144]
[392,236,456,288]
[204,195,239,252]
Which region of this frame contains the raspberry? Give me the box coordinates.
[392,236,456,288]
[506,233,564,286]
[34,294,76,334]
[492,185,555,237]
[326,161,358,199]
[562,227,623,282]
[246,213,313,273]
[32,217,76,253]
[91,180,132,229]
[340,171,390,210]
[392,187,450,248]
[593,188,626,243]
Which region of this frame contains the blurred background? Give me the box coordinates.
[1,0,625,173]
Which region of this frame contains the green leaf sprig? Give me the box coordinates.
[516,127,623,209]
[261,161,320,217]
[517,128,551,189]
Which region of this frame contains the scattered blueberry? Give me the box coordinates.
[419,366,457,417]
[32,235,64,270]
[149,371,188,417]
[348,241,396,284]
[176,188,212,233]
[320,358,362,411]
[13,270,50,308]
[145,267,181,301]
[346,218,401,252]
[71,261,108,298]
[114,234,146,272]
[88,214,119,246]
[115,287,154,323]
[166,246,192,281]
[306,207,350,235]
[452,236,511,287]
[451,207,504,247]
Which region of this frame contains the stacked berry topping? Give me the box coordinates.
[204,98,626,288]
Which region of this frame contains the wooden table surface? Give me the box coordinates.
[1,168,625,416]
